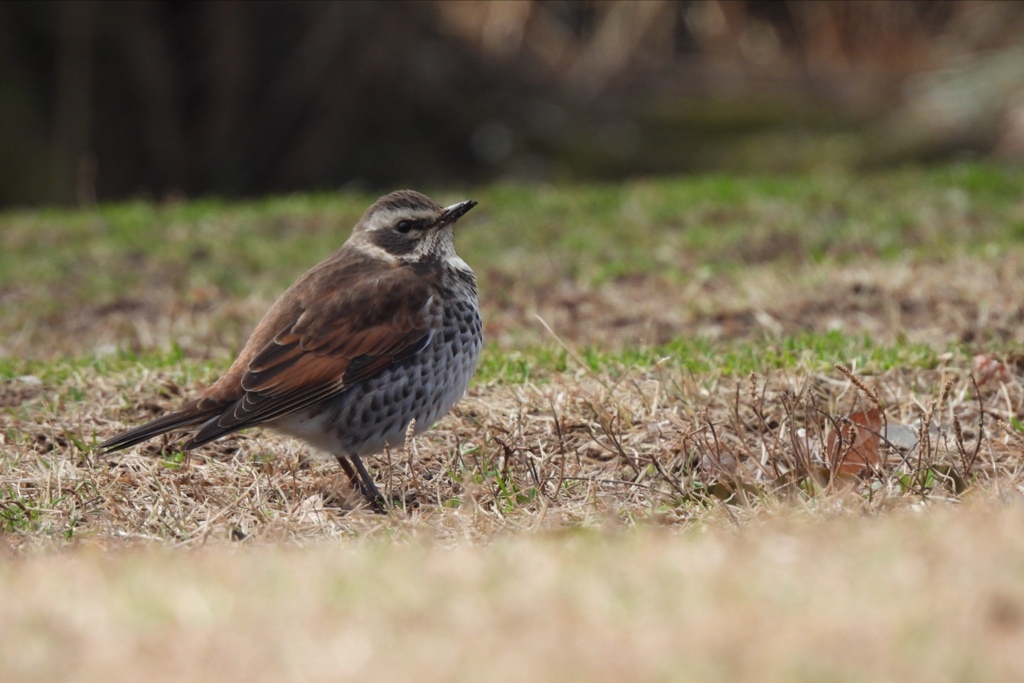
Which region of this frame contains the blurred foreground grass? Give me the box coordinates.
[3,504,1024,683]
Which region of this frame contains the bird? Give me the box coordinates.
[99,189,483,510]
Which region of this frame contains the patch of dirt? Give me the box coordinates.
[0,377,44,408]
[486,253,1024,349]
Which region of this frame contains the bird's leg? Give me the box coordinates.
[350,454,387,512]
[335,454,359,483]
[335,454,386,513]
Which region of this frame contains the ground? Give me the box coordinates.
[2,164,1024,681]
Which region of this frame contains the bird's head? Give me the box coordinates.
[350,189,477,264]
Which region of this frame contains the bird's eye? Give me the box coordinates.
[396,220,412,234]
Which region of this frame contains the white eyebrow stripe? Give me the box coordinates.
[352,241,399,262]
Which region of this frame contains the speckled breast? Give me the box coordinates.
[292,294,482,458]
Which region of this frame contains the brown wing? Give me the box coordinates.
[185,261,442,446]
[99,253,441,453]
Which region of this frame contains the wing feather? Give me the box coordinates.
[102,257,445,453]
[183,264,443,445]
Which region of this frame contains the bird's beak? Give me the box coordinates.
[437,200,477,227]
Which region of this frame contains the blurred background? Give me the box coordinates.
[1,0,1023,207]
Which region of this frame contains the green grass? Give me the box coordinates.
[5,161,1018,364]
[2,162,1023,312]
[0,329,950,393]
[0,346,213,385]
[472,163,1024,282]
[476,331,949,384]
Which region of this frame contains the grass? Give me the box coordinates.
[475,330,949,384]
[3,162,1024,680]
[3,506,1024,682]
[3,162,1024,358]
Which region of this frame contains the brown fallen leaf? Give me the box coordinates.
[826,407,883,475]
[973,354,1015,387]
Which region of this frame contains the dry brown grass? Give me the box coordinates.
[4,253,1024,548]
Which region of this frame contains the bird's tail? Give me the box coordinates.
[98,404,221,453]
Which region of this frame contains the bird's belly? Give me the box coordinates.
[272,314,482,458]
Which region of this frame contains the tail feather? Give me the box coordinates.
[99,406,221,453]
